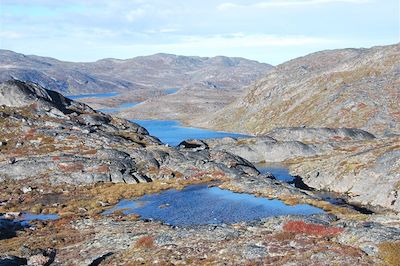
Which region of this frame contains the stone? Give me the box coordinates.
[21,186,33,194]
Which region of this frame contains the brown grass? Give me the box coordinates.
[219,181,367,220]
[378,242,400,266]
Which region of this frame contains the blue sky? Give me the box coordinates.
[0,0,399,64]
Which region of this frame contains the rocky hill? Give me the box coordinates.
[0,50,272,95]
[0,80,258,185]
[203,44,400,136]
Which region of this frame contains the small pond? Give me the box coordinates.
[164,88,179,94]
[103,184,324,226]
[0,213,59,227]
[132,120,249,146]
[255,163,295,183]
[66,92,119,100]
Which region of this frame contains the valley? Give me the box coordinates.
[0,44,399,265]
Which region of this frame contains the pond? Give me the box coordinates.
[164,88,179,94]
[132,120,249,146]
[255,163,295,183]
[103,184,324,226]
[0,213,59,227]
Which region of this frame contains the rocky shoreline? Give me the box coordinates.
[203,127,399,214]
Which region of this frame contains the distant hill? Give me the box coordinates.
[203,44,400,135]
[0,50,272,95]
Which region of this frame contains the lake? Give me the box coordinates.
[132,119,249,146]
[103,184,324,226]
[65,92,250,145]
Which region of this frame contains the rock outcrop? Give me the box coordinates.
[204,44,400,136]
[0,80,258,185]
[289,135,400,213]
[204,137,319,163]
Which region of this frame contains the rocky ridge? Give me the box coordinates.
[0,50,272,94]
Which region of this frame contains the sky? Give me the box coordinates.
[0,0,399,65]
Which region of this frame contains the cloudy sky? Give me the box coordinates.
[0,0,398,64]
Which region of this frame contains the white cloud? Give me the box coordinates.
[176,33,335,48]
[217,0,372,10]
[105,33,336,54]
[125,8,146,22]
[0,31,23,39]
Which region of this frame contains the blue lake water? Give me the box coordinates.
[165,88,179,94]
[66,92,119,100]
[132,120,249,146]
[1,213,59,227]
[65,93,249,144]
[103,184,324,226]
[255,163,295,183]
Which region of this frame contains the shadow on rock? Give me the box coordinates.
[0,218,23,240]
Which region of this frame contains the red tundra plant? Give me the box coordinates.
[283,221,343,237]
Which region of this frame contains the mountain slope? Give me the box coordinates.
[203,44,400,135]
[0,50,272,94]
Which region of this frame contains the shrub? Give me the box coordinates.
[134,236,154,249]
[283,221,343,237]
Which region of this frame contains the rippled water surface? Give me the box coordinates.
[103,184,324,226]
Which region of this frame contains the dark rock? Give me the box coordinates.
[0,256,27,266]
[178,139,209,151]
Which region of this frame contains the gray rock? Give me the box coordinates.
[205,137,318,163]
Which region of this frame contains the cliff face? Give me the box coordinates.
[204,44,400,136]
